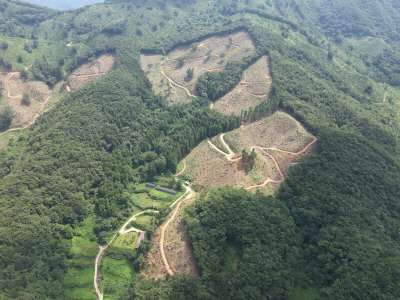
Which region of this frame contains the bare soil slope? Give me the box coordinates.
[140,31,256,105]
[183,112,315,193]
[0,53,115,147]
[0,72,51,128]
[223,111,314,153]
[68,53,115,90]
[142,193,200,279]
[213,55,272,115]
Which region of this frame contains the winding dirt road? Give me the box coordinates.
[207,134,241,162]
[94,209,158,300]
[175,159,187,176]
[69,72,106,78]
[207,133,317,190]
[0,91,53,137]
[160,60,196,98]
[245,147,284,189]
[160,63,181,102]
[159,184,195,276]
[262,136,317,156]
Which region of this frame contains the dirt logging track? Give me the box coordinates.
[138,40,317,281]
[140,111,317,281]
[0,53,116,143]
[0,35,320,297]
[140,30,260,107]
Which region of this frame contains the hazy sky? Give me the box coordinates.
[23,0,104,10]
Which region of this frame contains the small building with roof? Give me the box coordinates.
[155,186,178,195]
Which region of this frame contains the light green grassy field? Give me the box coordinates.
[113,232,138,249]
[63,217,98,300]
[100,257,136,300]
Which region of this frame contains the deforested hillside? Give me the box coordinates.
[0,0,399,299]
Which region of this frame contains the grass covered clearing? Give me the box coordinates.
[113,232,138,249]
[130,214,154,231]
[131,193,154,210]
[131,184,184,210]
[0,129,27,151]
[249,168,262,183]
[63,217,98,300]
[100,257,136,300]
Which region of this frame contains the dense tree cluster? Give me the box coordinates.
[31,58,63,87]
[0,52,240,298]
[241,148,256,172]
[0,1,58,37]
[196,53,260,101]
[278,129,400,299]
[0,106,13,129]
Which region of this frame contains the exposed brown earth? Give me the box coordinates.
[0,71,52,130]
[0,54,115,145]
[223,111,314,153]
[213,56,272,115]
[68,53,115,90]
[182,112,316,193]
[140,31,256,105]
[142,186,199,279]
[159,186,195,276]
[163,191,200,276]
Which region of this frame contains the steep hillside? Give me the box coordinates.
[0,0,399,299]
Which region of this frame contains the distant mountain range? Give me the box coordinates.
[23,0,103,10]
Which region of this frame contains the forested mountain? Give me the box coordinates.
[0,0,399,299]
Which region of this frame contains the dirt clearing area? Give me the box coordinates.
[68,53,115,90]
[142,194,200,279]
[213,56,271,115]
[140,31,256,105]
[224,111,315,153]
[0,72,51,128]
[178,112,316,194]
